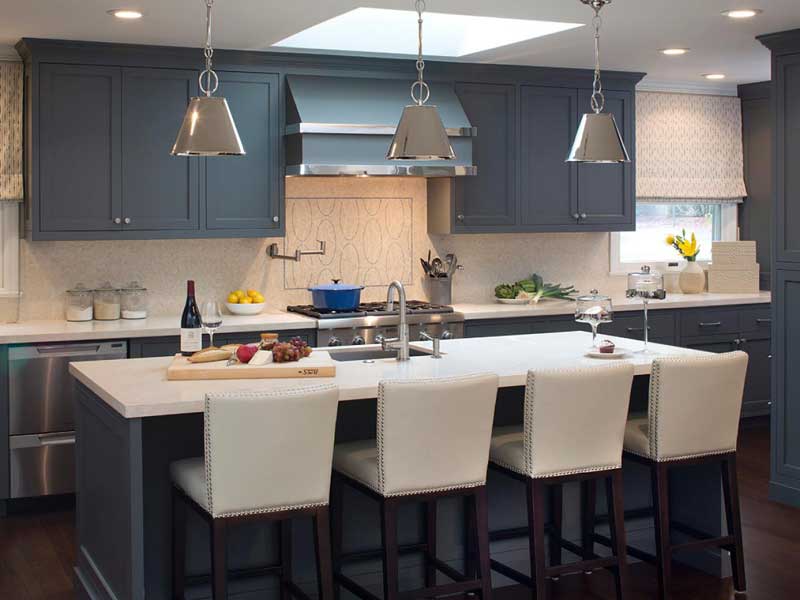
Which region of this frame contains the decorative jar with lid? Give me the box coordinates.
[66,284,94,322]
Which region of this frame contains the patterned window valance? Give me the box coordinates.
[636,91,747,201]
[639,197,743,205]
[0,62,23,203]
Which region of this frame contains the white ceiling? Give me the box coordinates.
[1,0,797,92]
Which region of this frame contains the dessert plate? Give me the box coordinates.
[586,347,632,359]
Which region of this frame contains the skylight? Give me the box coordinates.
[273,8,583,58]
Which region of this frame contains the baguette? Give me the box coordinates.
[188,348,233,363]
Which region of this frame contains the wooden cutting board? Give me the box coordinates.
[166,351,336,381]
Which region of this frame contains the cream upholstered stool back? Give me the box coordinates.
[625,351,748,461]
[200,384,339,518]
[491,364,635,478]
[377,373,499,496]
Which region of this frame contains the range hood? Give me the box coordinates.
[285,75,477,177]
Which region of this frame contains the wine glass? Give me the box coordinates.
[575,290,613,348]
[201,301,223,348]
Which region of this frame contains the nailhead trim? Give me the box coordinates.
[203,383,338,518]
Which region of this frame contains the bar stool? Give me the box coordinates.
[488,364,635,600]
[612,352,749,600]
[330,373,499,600]
[170,384,339,600]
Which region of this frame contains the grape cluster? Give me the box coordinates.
[272,337,313,363]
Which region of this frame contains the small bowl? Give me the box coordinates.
[226,302,265,316]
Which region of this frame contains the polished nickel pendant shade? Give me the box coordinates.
[566,0,629,164]
[171,0,244,157]
[387,0,455,161]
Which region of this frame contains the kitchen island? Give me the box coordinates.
[69,332,729,600]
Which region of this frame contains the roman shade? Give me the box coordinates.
[636,91,747,203]
[0,62,22,202]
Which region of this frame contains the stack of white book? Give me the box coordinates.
[708,241,760,293]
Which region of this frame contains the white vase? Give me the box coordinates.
[679,260,705,294]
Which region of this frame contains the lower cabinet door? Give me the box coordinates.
[741,336,772,416]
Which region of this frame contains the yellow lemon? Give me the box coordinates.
[253,293,265,304]
[246,289,260,298]
[233,289,246,299]
[226,293,239,304]
[240,297,253,305]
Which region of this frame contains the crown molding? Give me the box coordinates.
[636,79,738,97]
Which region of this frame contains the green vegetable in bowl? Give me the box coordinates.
[494,283,522,299]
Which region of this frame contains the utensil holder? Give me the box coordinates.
[426,277,452,305]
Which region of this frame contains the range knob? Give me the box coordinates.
[441,330,454,340]
[351,335,365,346]
[374,333,386,344]
[327,336,343,347]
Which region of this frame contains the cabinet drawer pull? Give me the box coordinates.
[698,321,722,328]
[626,326,650,333]
[755,318,772,325]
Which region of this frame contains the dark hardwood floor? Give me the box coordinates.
[1,418,798,599]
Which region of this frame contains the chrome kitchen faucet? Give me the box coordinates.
[383,281,410,361]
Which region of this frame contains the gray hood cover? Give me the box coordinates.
[285,75,476,176]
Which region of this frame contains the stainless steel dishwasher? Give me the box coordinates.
[8,340,127,498]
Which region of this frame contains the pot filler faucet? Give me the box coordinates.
[382,280,410,361]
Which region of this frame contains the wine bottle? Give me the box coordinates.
[180,280,202,356]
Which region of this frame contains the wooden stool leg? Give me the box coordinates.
[581,480,597,569]
[425,500,437,587]
[606,471,629,600]
[527,479,548,600]
[548,484,563,571]
[651,463,672,600]
[279,519,292,600]
[381,498,400,600]
[211,519,228,600]
[171,488,186,600]
[314,507,335,600]
[721,455,747,593]
[330,473,343,600]
[464,494,477,578]
[473,487,493,600]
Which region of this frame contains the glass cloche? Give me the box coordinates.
[626,266,666,353]
[575,289,613,347]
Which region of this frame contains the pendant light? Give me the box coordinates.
[387,0,455,161]
[172,0,244,156]
[566,0,630,164]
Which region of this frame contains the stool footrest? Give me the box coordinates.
[335,573,381,600]
[426,556,467,582]
[397,579,483,600]
[338,542,428,565]
[283,580,314,600]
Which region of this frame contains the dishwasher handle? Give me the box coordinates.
[9,432,76,449]
[9,341,128,360]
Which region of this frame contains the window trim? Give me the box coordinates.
[609,202,738,275]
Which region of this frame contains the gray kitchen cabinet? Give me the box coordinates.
[741,335,772,417]
[576,89,635,228]
[452,82,517,230]
[519,86,578,228]
[773,52,800,264]
[128,336,180,358]
[218,329,315,347]
[38,64,122,233]
[127,330,317,358]
[205,71,282,234]
[122,68,200,231]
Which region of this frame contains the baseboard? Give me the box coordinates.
[769,480,800,508]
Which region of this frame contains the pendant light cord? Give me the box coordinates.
[591,7,605,113]
[199,0,219,97]
[411,0,430,106]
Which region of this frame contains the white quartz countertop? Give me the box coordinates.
[453,291,771,321]
[0,312,317,344]
[70,331,706,419]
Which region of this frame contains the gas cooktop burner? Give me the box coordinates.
[287,301,454,320]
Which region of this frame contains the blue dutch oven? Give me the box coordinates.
[308,279,364,311]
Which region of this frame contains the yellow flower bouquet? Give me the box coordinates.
[666,229,700,262]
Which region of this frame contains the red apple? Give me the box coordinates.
[236,343,259,364]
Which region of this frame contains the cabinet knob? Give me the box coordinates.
[113,217,121,224]
[123,217,131,225]
[573,213,580,220]
[456,214,465,223]
[272,216,280,223]
[580,213,588,220]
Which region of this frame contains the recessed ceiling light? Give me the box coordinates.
[273,8,582,57]
[721,9,763,19]
[660,48,690,56]
[703,73,727,80]
[107,9,143,20]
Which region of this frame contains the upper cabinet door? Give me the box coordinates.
[39,64,122,232]
[776,53,800,263]
[453,82,517,230]
[205,72,281,233]
[121,68,199,231]
[519,86,578,227]
[576,89,635,228]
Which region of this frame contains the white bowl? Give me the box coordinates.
[226,302,265,315]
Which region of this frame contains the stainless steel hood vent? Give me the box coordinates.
[285,75,477,177]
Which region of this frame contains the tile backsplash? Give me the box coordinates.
[0,177,624,322]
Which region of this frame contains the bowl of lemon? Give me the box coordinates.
[226,289,266,315]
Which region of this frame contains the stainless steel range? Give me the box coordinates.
[287,301,464,347]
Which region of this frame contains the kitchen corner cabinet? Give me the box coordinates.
[29,63,282,240]
[429,84,635,234]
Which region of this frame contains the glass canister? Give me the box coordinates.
[121,281,148,319]
[94,282,121,321]
[66,284,94,322]
[625,266,666,353]
[575,289,614,347]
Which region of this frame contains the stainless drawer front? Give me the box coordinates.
[9,432,76,498]
[9,341,127,435]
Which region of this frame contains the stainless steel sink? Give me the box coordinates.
[327,346,432,362]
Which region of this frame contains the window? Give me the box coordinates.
[610,201,739,274]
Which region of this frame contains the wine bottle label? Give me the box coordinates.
[181,328,202,353]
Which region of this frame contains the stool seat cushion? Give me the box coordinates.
[171,457,209,512]
[333,439,381,493]
[623,416,650,458]
[489,425,526,473]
